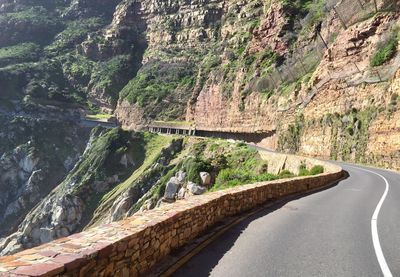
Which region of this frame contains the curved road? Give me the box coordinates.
[173,161,400,277]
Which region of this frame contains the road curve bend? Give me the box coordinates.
[173,162,400,277]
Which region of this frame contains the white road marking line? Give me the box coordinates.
[348,165,392,277]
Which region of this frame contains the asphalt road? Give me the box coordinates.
[173,161,399,277]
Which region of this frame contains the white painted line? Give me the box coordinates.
[348,166,392,277]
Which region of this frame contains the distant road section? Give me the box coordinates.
[173,161,399,277]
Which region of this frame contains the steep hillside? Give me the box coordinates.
[0,113,89,237]
[0,0,144,112]
[0,0,399,256]
[1,130,303,255]
[111,0,399,169]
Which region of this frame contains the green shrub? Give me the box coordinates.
[279,170,294,178]
[299,165,310,176]
[182,157,212,184]
[310,165,324,175]
[0,6,62,47]
[216,168,253,186]
[213,168,278,191]
[0,43,41,67]
[370,34,398,67]
[46,17,106,54]
[298,164,324,176]
[120,60,195,107]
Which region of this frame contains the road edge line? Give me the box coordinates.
[348,166,392,277]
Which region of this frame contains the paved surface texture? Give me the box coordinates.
[173,162,399,277]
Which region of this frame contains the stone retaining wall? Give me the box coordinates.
[0,152,344,277]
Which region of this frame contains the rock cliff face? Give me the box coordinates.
[0,127,143,254]
[115,0,294,129]
[0,113,89,239]
[112,0,399,170]
[1,0,398,170]
[286,13,400,170]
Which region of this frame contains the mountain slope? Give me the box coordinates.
[0,0,399,256]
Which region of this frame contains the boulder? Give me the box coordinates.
[139,199,155,212]
[175,170,186,183]
[39,228,54,244]
[163,177,180,200]
[56,227,70,238]
[177,187,187,199]
[120,154,128,167]
[19,154,36,173]
[200,172,212,186]
[187,182,207,195]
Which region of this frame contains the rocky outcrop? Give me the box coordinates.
[92,138,184,225]
[163,176,182,200]
[113,0,399,171]
[200,171,212,186]
[249,2,293,56]
[0,194,85,255]
[187,182,207,195]
[292,13,400,169]
[0,127,141,255]
[0,114,89,240]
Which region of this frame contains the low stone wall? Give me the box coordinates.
[0,153,343,277]
[259,150,340,175]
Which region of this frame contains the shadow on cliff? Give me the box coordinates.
[171,173,348,277]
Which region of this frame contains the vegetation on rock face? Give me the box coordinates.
[120,59,196,119]
[0,43,41,67]
[0,0,143,111]
[328,108,378,162]
[68,128,144,193]
[0,6,62,47]
[278,106,379,164]
[54,127,154,227]
[46,17,106,55]
[88,132,178,225]
[86,136,328,227]
[370,29,399,67]
[278,113,305,153]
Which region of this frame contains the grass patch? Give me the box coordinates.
[211,168,278,191]
[209,143,283,191]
